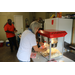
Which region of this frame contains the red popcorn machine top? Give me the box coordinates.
[38,29,67,61]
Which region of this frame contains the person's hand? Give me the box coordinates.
[19,35,21,38]
[39,42,44,46]
[41,47,47,52]
[44,47,47,51]
[14,30,17,33]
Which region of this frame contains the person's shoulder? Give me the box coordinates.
[12,23,14,26]
[25,30,35,36]
[11,24,14,26]
[4,23,8,28]
[29,32,35,37]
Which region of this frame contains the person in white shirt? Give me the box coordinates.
[17,21,47,62]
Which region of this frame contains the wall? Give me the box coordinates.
[46,12,55,18]
[72,19,75,45]
[35,12,47,20]
[0,12,33,41]
[0,15,7,42]
[29,12,36,22]
[1,12,75,42]
[45,12,75,18]
[62,12,75,16]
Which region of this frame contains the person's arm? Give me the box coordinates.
[14,28,17,31]
[37,41,44,45]
[14,29,17,33]
[30,34,46,52]
[5,30,14,34]
[5,30,17,34]
[33,45,47,52]
[14,28,16,30]
[14,26,17,33]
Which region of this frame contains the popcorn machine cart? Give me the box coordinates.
[32,29,74,62]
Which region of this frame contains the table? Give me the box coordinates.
[32,52,74,62]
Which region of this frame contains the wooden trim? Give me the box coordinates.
[72,27,74,44]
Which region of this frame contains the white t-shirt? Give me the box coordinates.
[17,30,37,61]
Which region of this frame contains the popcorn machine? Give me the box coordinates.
[38,29,67,61]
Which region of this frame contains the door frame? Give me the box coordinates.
[14,15,23,39]
[14,15,23,33]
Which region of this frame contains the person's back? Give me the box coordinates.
[17,29,37,61]
[17,21,47,62]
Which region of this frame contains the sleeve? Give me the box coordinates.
[4,25,8,31]
[12,24,15,29]
[30,34,37,47]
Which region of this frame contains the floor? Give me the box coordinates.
[0,44,19,62]
[63,52,75,61]
[0,43,33,62]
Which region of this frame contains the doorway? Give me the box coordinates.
[14,15,23,35]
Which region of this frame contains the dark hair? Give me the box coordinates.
[7,19,11,22]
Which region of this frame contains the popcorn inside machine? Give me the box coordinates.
[38,29,67,61]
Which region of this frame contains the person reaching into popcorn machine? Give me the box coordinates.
[17,21,47,62]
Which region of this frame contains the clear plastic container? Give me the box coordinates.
[44,41,47,47]
[44,41,49,49]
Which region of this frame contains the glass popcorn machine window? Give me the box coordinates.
[49,37,64,60]
[38,29,67,61]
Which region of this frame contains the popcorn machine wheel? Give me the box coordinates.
[38,29,67,61]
